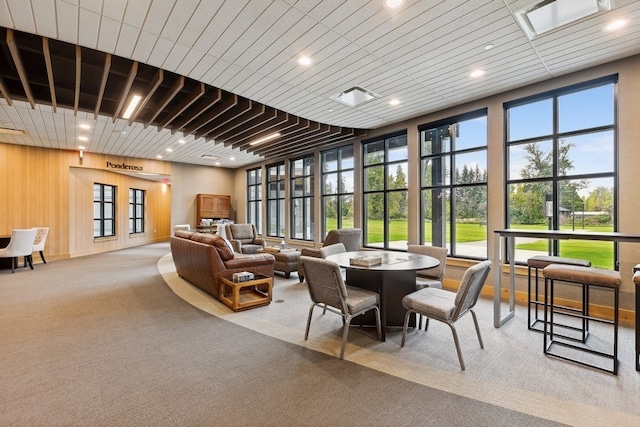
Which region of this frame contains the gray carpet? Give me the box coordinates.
[1,242,566,426]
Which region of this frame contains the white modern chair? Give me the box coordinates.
[0,229,39,273]
[31,227,50,263]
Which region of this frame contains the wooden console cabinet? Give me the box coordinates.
[196,194,231,225]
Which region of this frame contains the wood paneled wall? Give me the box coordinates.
[0,143,171,260]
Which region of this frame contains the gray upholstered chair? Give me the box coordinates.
[297,228,362,282]
[225,224,266,254]
[407,244,448,329]
[31,227,49,263]
[0,229,38,273]
[299,255,381,360]
[401,260,492,370]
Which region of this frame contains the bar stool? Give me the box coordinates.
[542,264,621,375]
[527,255,591,333]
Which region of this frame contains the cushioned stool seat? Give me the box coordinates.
[527,255,591,333]
[542,264,621,374]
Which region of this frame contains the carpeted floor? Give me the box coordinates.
[0,242,636,426]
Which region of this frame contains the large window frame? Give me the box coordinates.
[290,155,315,241]
[321,145,354,238]
[504,75,618,268]
[362,132,408,250]
[419,109,488,259]
[266,162,285,238]
[128,188,145,234]
[246,167,262,235]
[94,183,116,238]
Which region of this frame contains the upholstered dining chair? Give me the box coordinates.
[401,260,492,370]
[297,228,362,282]
[31,227,49,264]
[0,229,38,273]
[407,244,448,329]
[299,255,381,360]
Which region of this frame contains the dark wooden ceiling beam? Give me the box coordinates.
[0,76,12,106]
[143,75,183,128]
[230,112,299,149]
[6,29,35,109]
[226,109,285,146]
[254,124,333,157]
[273,132,362,158]
[128,68,163,125]
[42,38,56,113]
[74,45,81,115]
[157,82,204,129]
[94,53,111,119]
[205,102,266,141]
[184,93,237,134]
[112,61,139,122]
[170,87,221,135]
[197,98,252,140]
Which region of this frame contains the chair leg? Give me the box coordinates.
[374,306,382,341]
[11,256,16,273]
[470,309,484,348]
[26,255,34,270]
[340,315,353,360]
[401,310,413,347]
[39,251,46,264]
[424,318,430,332]
[447,322,466,370]
[304,304,315,340]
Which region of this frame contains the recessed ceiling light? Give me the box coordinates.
[78,136,89,141]
[298,56,313,66]
[122,94,142,119]
[165,147,173,152]
[215,162,221,166]
[484,43,495,50]
[230,157,235,161]
[156,155,163,159]
[78,145,86,150]
[79,124,91,129]
[384,0,404,8]
[389,99,400,106]
[469,69,485,78]
[603,19,629,32]
[178,139,186,144]
[250,132,281,146]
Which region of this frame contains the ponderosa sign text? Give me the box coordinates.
[106,161,143,171]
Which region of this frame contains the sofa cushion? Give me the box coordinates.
[225,253,274,269]
[191,233,234,261]
[230,224,255,241]
[175,230,195,239]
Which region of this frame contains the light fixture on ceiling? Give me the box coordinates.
[603,18,629,32]
[384,0,404,8]
[389,99,400,106]
[156,154,163,159]
[165,147,173,152]
[484,43,495,50]
[331,86,380,107]
[79,123,91,129]
[200,155,218,160]
[78,136,89,141]
[249,132,281,146]
[469,69,485,78]
[0,127,27,135]
[122,94,142,119]
[298,56,313,66]
[515,0,612,40]
[178,139,186,144]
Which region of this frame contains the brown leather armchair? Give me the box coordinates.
[297,228,362,282]
[225,223,266,254]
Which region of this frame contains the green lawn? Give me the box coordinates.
[323,219,614,268]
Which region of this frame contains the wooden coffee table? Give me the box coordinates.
[219,274,273,311]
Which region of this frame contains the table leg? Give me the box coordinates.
[494,234,516,328]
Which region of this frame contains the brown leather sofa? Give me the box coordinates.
[170,230,274,299]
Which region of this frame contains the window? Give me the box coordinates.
[505,76,617,268]
[266,162,285,238]
[290,155,314,241]
[321,145,354,238]
[246,168,262,234]
[362,133,408,249]
[419,110,488,259]
[129,188,145,234]
[94,183,116,237]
